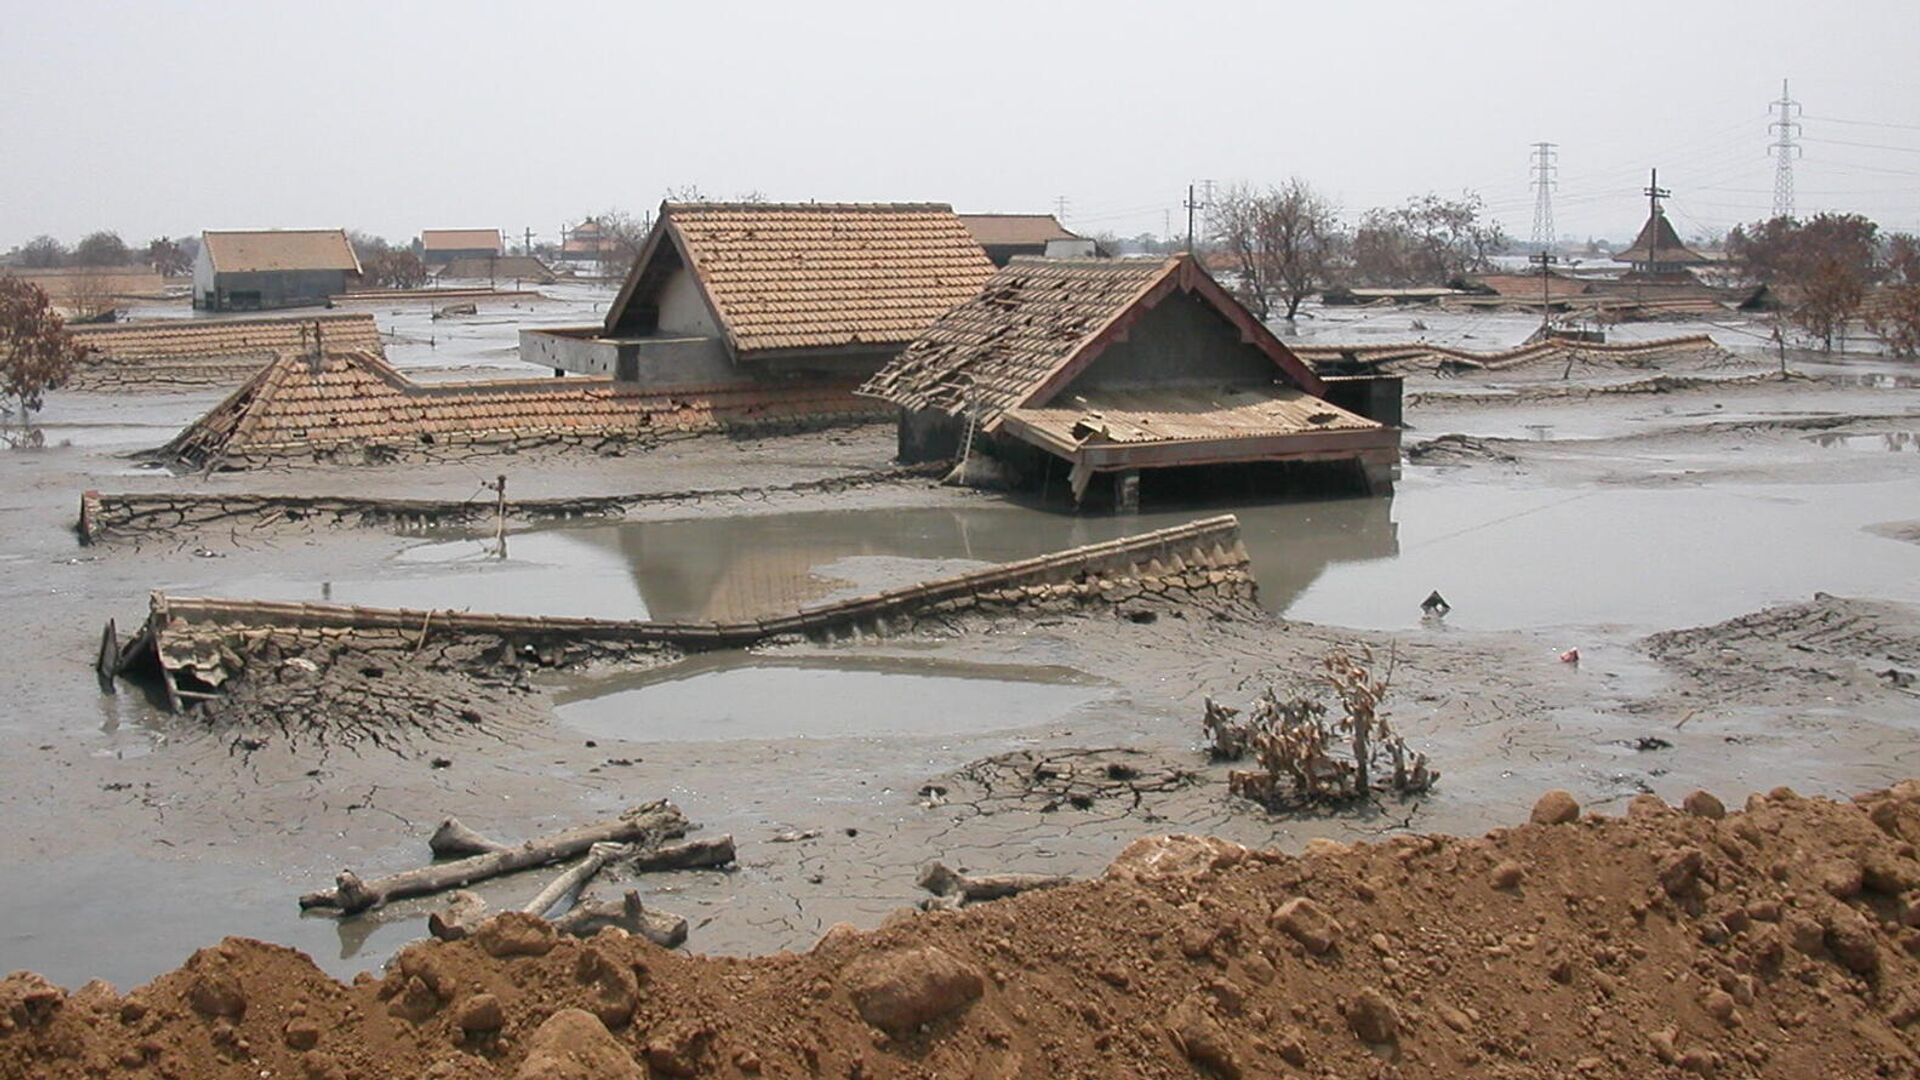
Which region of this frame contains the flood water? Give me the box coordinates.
[169,468,1920,637]
[553,655,1104,744]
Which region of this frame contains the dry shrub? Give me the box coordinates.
[1205,645,1436,808]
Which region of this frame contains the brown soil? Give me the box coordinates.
[12,781,1920,1079]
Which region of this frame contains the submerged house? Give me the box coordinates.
[521,202,994,398]
[859,255,1401,509]
[192,229,362,312]
[421,229,504,265]
[960,213,1089,265]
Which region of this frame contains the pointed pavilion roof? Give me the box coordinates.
[1614,210,1707,267]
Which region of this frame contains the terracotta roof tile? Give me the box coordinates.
[162,349,885,468]
[202,230,360,274]
[421,229,503,254]
[67,313,384,389]
[959,213,1079,248]
[858,256,1176,422]
[615,203,994,356]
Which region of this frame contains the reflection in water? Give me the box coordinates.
[571,496,1401,623]
[553,654,1104,744]
[1808,431,1918,452]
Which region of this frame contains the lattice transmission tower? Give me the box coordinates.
[1769,79,1802,220]
[1529,142,1558,252]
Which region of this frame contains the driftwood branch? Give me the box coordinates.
[429,890,688,948]
[917,861,1072,904]
[430,817,508,858]
[523,842,624,918]
[553,890,689,947]
[301,801,688,914]
[626,835,736,873]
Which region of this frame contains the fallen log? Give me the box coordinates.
[917,860,1072,904]
[301,801,688,914]
[523,842,625,918]
[626,835,736,872]
[553,890,689,948]
[429,890,688,948]
[429,817,507,858]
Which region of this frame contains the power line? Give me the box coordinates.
[1769,78,1803,219]
[1802,136,1920,155]
[1802,114,1920,134]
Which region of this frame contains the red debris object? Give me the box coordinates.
[1560,648,1580,664]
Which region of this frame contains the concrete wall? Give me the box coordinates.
[1320,375,1404,429]
[1065,291,1280,393]
[519,328,744,387]
[191,245,215,308]
[200,269,349,312]
[656,267,719,337]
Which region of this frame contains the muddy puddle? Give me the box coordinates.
[552,655,1105,744]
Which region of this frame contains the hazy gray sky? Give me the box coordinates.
[4,0,1917,250]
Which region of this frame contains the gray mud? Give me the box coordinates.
[5,317,1920,990]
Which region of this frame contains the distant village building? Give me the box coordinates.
[960,213,1085,266]
[436,255,556,284]
[192,229,361,312]
[561,219,615,262]
[1614,173,1709,280]
[859,255,1401,509]
[522,202,994,392]
[420,229,504,265]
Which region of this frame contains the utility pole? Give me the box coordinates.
[524,226,533,257]
[1183,183,1209,254]
[1530,248,1558,337]
[1053,194,1070,222]
[1529,142,1558,254]
[1769,78,1803,221]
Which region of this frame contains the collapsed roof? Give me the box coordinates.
[858,254,1324,431]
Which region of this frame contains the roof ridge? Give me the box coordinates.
[663,202,958,213]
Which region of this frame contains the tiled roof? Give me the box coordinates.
[1289,334,1734,374]
[1005,384,1376,446]
[161,349,885,468]
[421,229,503,253]
[859,255,1320,428]
[70,313,382,363]
[1614,212,1707,266]
[1467,274,1590,302]
[203,230,360,274]
[606,203,994,356]
[959,213,1078,248]
[67,313,385,390]
[436,255,555,283]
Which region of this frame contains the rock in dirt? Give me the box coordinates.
[1165,993,1241,1078]
[1826,905,1882,974]
[515,1008,645,1080]
[1270,897,1343,955]
[1490,860,1526,889]
[845,946,985,1036]
[1683,790,1727,819]
[1346,986,1400,1044]
[456,993,505,1034]
[475,912,558,958]
[1106,834,1252,884]
[1531,789,1581,825]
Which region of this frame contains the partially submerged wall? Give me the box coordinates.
[76,463,948,546]
[109,515,1255,711]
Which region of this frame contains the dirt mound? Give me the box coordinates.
[11,782,1920,1077]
